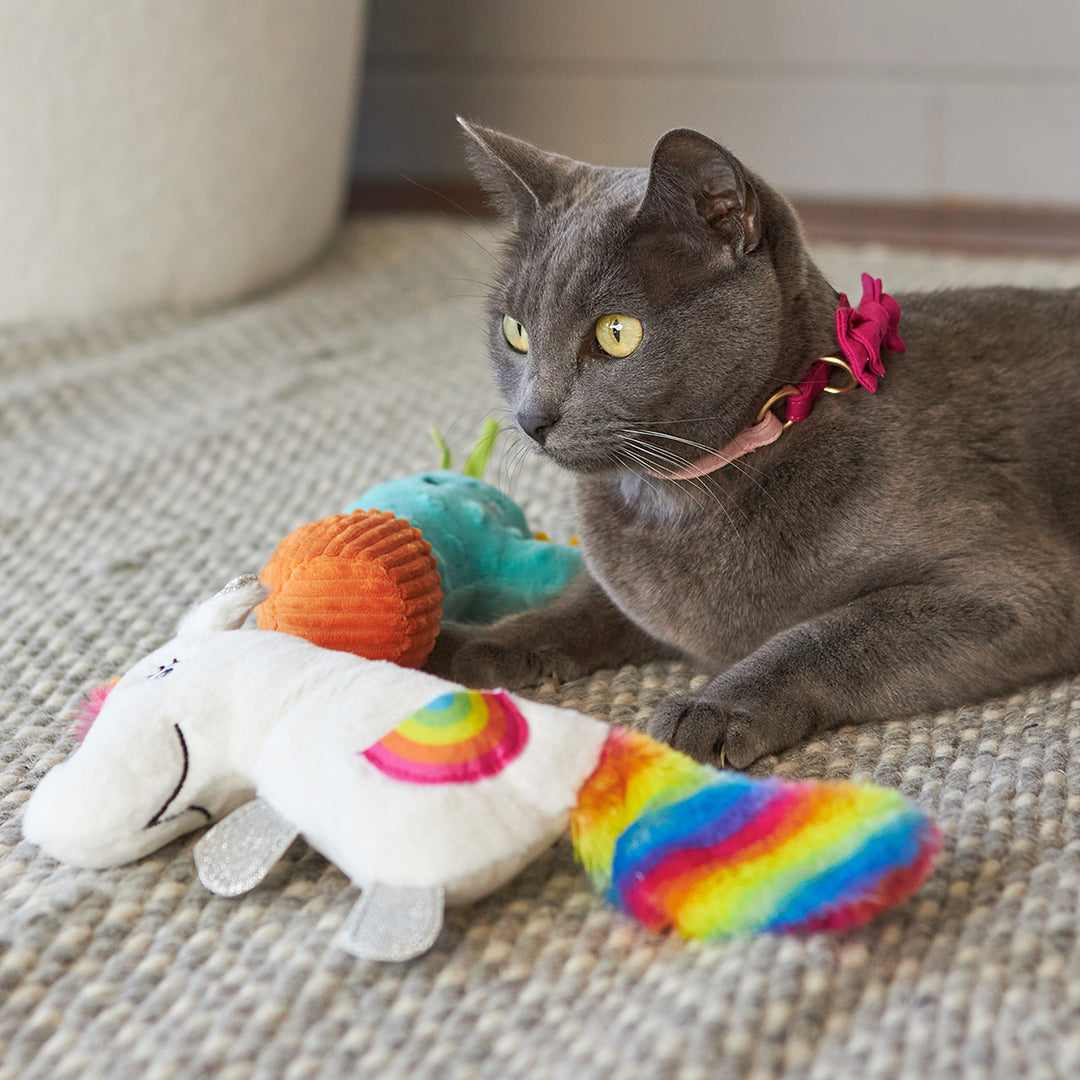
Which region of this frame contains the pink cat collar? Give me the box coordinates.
[646,274,905,481]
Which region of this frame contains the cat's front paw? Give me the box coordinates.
[450,640,551,689]
[648,692,776,768]
[425,623,570,689]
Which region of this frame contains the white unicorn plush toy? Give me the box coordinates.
[23,576,941,961]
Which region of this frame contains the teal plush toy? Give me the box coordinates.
[345,422,583,624]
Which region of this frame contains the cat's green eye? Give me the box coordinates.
[502,315,529,354]
[595,314,643,358]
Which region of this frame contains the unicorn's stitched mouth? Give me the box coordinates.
[143,724,211,829]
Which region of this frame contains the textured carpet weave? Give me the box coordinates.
[3,217,1080,1079]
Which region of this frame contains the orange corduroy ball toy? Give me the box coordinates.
[256,509,443,669]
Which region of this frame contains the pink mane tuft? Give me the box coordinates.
[70,679,119,742]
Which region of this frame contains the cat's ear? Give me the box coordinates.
[458,118,578,220]
[633,129,760,258]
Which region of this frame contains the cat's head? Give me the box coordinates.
[461,120,836,480]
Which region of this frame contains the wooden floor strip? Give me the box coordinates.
[348,180,1080,258]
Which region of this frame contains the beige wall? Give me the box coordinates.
[353,0,1080,206]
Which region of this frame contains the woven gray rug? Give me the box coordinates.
[3,217,1080,1080]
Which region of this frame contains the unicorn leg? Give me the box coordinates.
[194,798,299,897]
[338,883,445,961]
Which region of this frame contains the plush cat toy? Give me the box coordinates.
[23,577,941,961]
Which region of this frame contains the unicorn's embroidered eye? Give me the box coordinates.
[150,659,178,680]
[595,315,643,358]
[501,315,529,355]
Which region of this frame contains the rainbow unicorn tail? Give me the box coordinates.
[571,728,940,939]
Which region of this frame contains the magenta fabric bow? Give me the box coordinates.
[784,274,905,423]
[835,273,906,391]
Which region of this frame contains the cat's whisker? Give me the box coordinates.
[627,415,729,428]
[423,275,500,289]
[720,455,782,504]
[396,174,503,251]
[604,448,680,508]
[615,438,690,473]
[623,447,747,542]
[622,428,725,457]
[494,439,520,493]
[500,438,533,497]
[617,432,761,520]
[616,432,734,487]
[617,439,694,473]
[612,445,711,514]
[615,432,709,471]
[620,427,780,507]
[510,447,530,494]
[442,407,511,455]
[615,438,742,527]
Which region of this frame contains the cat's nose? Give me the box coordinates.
[516,409,558,446]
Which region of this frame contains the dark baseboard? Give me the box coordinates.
[792,200,1080,257]
[348,179,1080,258]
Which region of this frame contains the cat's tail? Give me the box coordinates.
[570,728,941,939]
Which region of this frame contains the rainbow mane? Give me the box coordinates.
[571,729,940,939]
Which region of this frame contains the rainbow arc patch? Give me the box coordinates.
[362,690,529,784]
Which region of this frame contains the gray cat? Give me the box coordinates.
[426,118,1080,767]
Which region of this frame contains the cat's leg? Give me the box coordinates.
[426,570,680,688]
[650,577,1080,767]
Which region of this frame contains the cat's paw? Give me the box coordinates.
[425,623,570,689]
[451,641,552,689]
[648,692,772,768]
